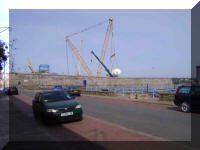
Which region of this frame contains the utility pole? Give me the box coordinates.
[3,61,6,93]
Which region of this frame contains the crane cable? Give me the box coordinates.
[66,19,108,38]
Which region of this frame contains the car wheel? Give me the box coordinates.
[78,115,83,121]
[180,102,190,113]
[33,110,38,119]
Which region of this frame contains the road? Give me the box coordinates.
[2,90,196,150]
[19,90,191,141]
[0,94,9,150]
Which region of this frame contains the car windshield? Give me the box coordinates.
[43,91,72,102]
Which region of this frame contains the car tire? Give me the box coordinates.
[180,102,190,113]
[33,110,38,119]
[78,115,83,121]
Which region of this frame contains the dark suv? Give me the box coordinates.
[174,85,200,112]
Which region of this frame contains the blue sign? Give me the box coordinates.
[39,64,49,73]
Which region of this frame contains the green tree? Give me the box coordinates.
[0,40,8,71]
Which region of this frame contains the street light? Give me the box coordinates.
[3,61,6,93]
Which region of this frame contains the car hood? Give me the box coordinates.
[44,99,79,109]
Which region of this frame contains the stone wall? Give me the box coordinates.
[9,73,177,89]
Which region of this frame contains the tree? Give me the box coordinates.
[0,40,8,71]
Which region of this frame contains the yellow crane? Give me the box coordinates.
[27,58,36,73]
[96,18,113,77]
[65,18,113,77]
[65,37,93,76]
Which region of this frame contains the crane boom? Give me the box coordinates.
[27,58,36,73]
[91,51,113,77]
[66,37,93,76]
[96,18,113,77]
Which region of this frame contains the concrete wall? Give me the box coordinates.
[9,73,179,89]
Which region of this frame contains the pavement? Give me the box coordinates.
[0,94,9,150]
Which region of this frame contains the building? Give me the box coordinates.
[196,66,200,84]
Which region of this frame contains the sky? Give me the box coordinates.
[0,0,199,78]
[8,9,191,78]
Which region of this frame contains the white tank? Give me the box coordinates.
[111,68,121,77]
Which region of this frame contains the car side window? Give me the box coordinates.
[178,87,191,94]
[194,87,200,95]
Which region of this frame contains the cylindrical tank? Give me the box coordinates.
[111,68,121,77]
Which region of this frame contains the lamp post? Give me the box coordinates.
[3,61,6,93]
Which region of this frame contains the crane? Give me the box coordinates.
[27,58,36,73]
[77,40,83,76]
[65,18,113,77]
[65,37,93,76]
[96,18,113,77]
[91,50,114,77]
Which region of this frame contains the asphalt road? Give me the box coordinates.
[79,97,191,141]
[0,95,9,150]
[19,90,191,141]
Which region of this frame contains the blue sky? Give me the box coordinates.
[8,9,191,77]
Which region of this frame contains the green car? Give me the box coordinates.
[32,90,83,124]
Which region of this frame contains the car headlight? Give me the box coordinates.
[75,104,82,109]
[46,109,58,113]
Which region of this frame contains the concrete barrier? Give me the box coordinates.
[158,92,175,101]
[9,73,175,88]
[128,93,152,100]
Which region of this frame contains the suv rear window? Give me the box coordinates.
[178,87,191,94]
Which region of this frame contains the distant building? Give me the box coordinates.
[0,73,9,90]
[196,66,200,84]
[39,64,50,74]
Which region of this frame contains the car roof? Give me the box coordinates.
[37,90,66,94]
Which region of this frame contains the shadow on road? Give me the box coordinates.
[3,96,107,150]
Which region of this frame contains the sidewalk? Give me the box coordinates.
[0,95,9,150]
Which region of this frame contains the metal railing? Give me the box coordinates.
[85,86,176,99]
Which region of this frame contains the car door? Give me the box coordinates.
[32,93,40,115]
[176,86,191,104]
[37,94,45,116]
[191,86,200,109]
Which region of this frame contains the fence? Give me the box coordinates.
[18,84,177,100]
[85,86,176,99]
